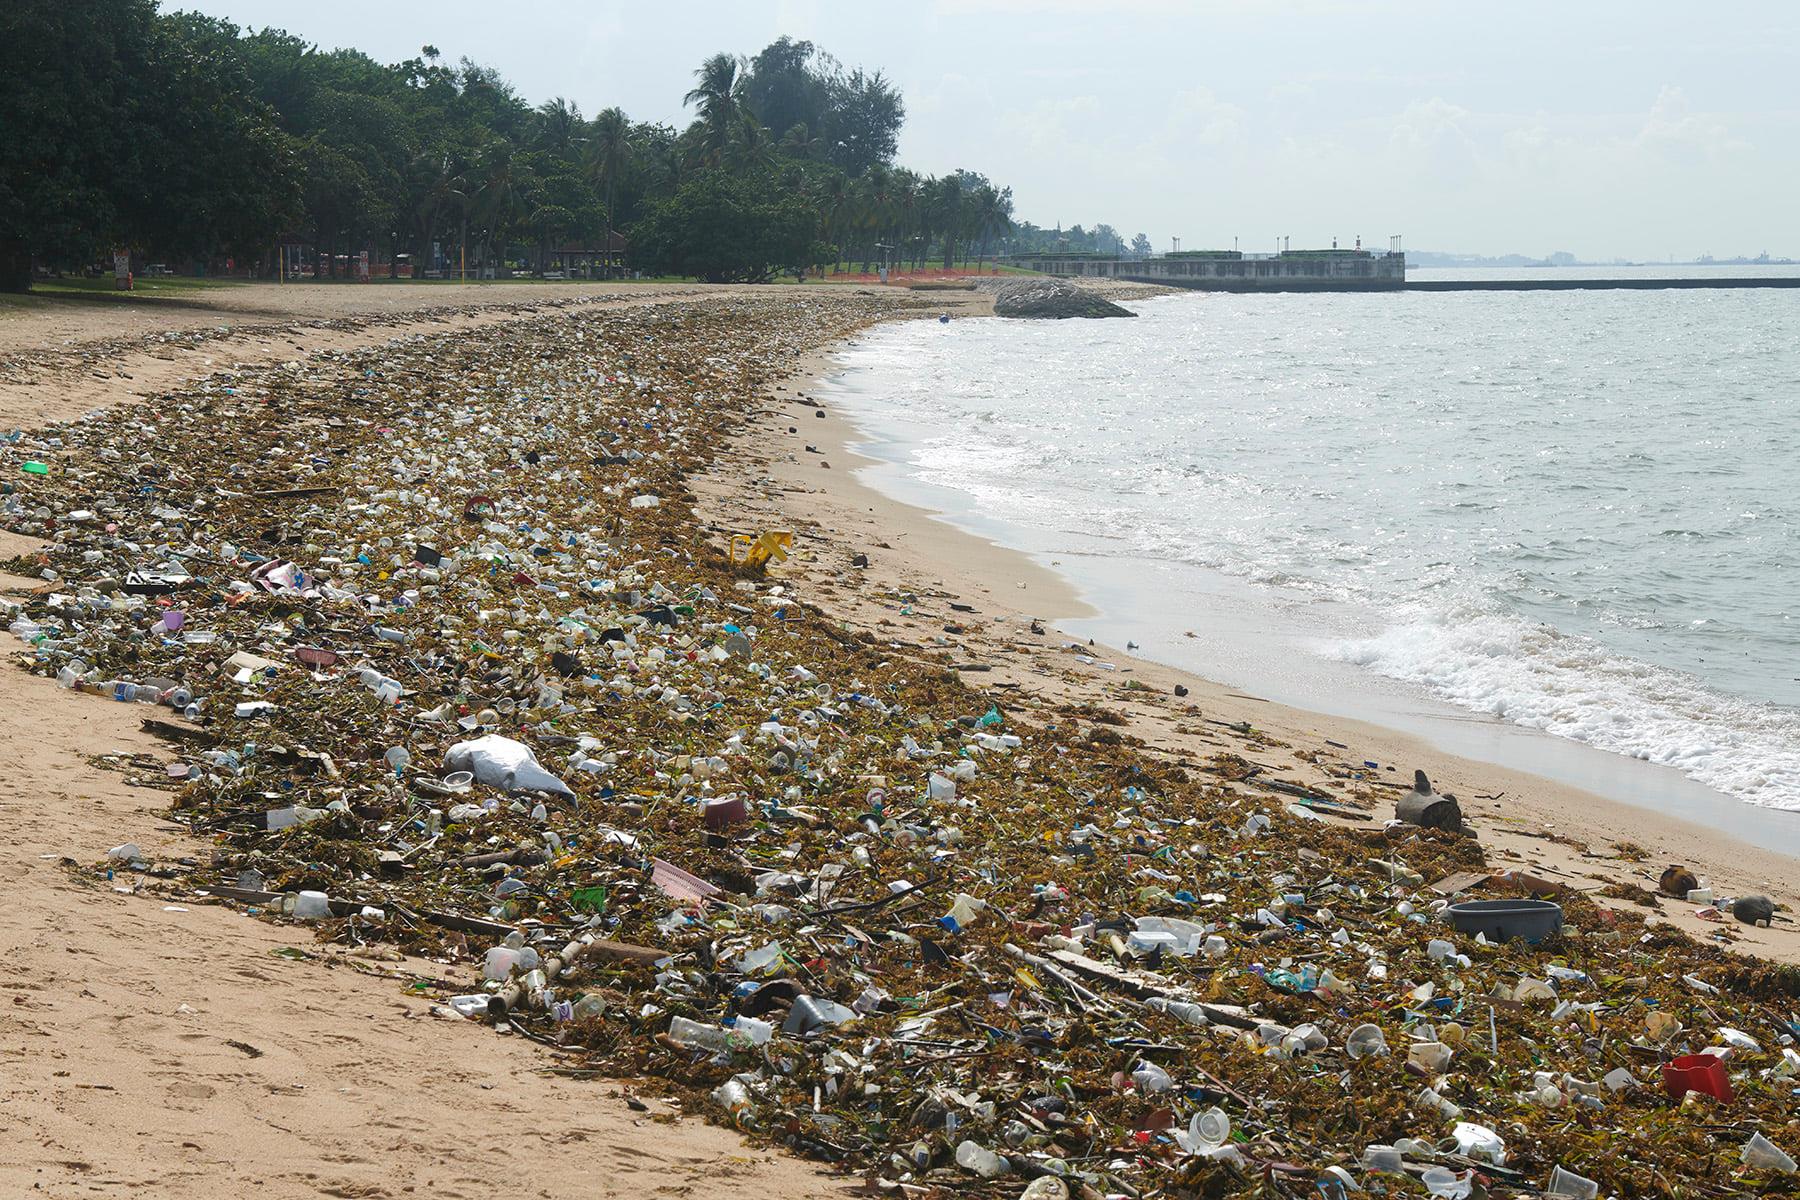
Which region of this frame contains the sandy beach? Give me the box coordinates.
[4,278,1798,1197]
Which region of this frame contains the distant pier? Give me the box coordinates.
[1007,251,1800,293]
[1012,248,1406,291]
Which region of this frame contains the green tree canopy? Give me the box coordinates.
[0,0,297,290]
[630,171,831,283]
[0,12,1127,292]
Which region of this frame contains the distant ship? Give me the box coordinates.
[1008,245,1406,292]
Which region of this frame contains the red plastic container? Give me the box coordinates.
[1662,1053,1732,1103]
[702,795,749,831]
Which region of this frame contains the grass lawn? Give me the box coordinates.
[0,274,245,318]
[30,275,241,299]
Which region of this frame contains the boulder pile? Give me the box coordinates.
[992,276,1136,319]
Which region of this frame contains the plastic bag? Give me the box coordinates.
[443,734,573,796]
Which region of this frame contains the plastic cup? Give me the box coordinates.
[1346,1023,1390,1059]
[1548,1165,1600,1198]
[1408,1041,1454,1073]
[1360,1145,1403,1174]
[1742,1132,1797,1174]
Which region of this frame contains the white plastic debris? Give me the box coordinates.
[1450,1121,1506,1165]
[443,734,574,796]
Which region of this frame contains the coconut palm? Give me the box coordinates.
[972,185,1012,272]
[409,150,466,269]
[586,107,631,230]
[858,163,892,272]
[778,122,823,160]
[892,172,923,269]
[473,142,531,273]
[818,172,851,272]
[535,97,585,158]
[684,53,746,166]
[932,175,963,269]
[729,107,776,173]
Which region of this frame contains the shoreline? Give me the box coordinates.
[826,359,1800,856]
[701,303,1800,963]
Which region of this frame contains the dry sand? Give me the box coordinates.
[0,281,726,426]
[698,322,1800,965]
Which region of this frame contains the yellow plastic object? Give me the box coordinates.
[729,530,793,567]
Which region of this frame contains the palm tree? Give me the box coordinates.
[409,150,466,271]
[586,107,630,230]
[473,143,531,274]
[819,172,851,272]
[859,164,892,272]
[933,176,963,270]
[972,185,1012,273]
[535,97,585,158]
[779,122,822,160]
[893,173,923,270]
[684,53,746,166]
[729,107,776,173]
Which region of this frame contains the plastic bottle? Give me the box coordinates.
[666,1016,735,1052]
[954,1140,1008,1178]
[1145,996,1209,1026]
[711,1078,751,1113]
[1130,1061,1173,1092]
[290,891,331,919]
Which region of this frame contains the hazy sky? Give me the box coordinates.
[181,0,1798,260]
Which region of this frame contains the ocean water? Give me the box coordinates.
[827,280,1800,812]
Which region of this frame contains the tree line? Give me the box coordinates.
[0,1,1149,290]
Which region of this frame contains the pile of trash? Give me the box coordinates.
[6,290,1800,1198]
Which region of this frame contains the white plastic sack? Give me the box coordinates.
[1451,1121,1507,1165]
[444,734,573,797]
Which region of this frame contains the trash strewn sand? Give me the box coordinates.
[0,624,843,1200]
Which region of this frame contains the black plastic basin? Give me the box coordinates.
[1446,899,1564,944]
